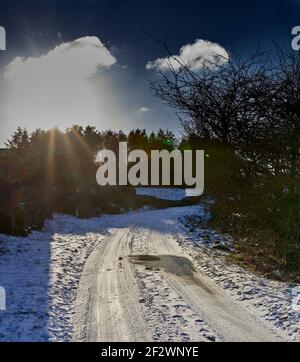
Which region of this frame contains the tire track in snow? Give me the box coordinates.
[74,207,281,341]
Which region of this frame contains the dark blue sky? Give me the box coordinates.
[0,0,298,64]
[0,0,299,143]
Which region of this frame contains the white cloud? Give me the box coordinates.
[146,39,228,71]
[137,106,149,112]
[2,36,116,134]
[5,36,116,81]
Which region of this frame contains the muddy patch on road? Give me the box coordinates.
[129,254,214,294]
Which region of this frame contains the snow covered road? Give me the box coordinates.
[0,204,299,341]
[73,207,282,342]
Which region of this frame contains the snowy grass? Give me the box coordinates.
[175,209,300,341]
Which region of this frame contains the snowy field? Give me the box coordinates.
[0,202,299,341]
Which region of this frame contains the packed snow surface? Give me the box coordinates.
[0,199,299,341]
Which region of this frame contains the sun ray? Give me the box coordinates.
[46,128,56,186]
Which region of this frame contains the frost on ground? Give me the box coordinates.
[0,201,299,341]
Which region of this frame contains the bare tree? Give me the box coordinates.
[150,49,273,146]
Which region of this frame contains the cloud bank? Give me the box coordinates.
[2,36,116,136]
[5,36,116,80]
[146,39,228,71]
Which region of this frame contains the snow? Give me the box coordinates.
[129,224,219,342]
[136,187,187,200]
[174,207,300,341]
[0,214,112,341]
[0,201,299,341]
